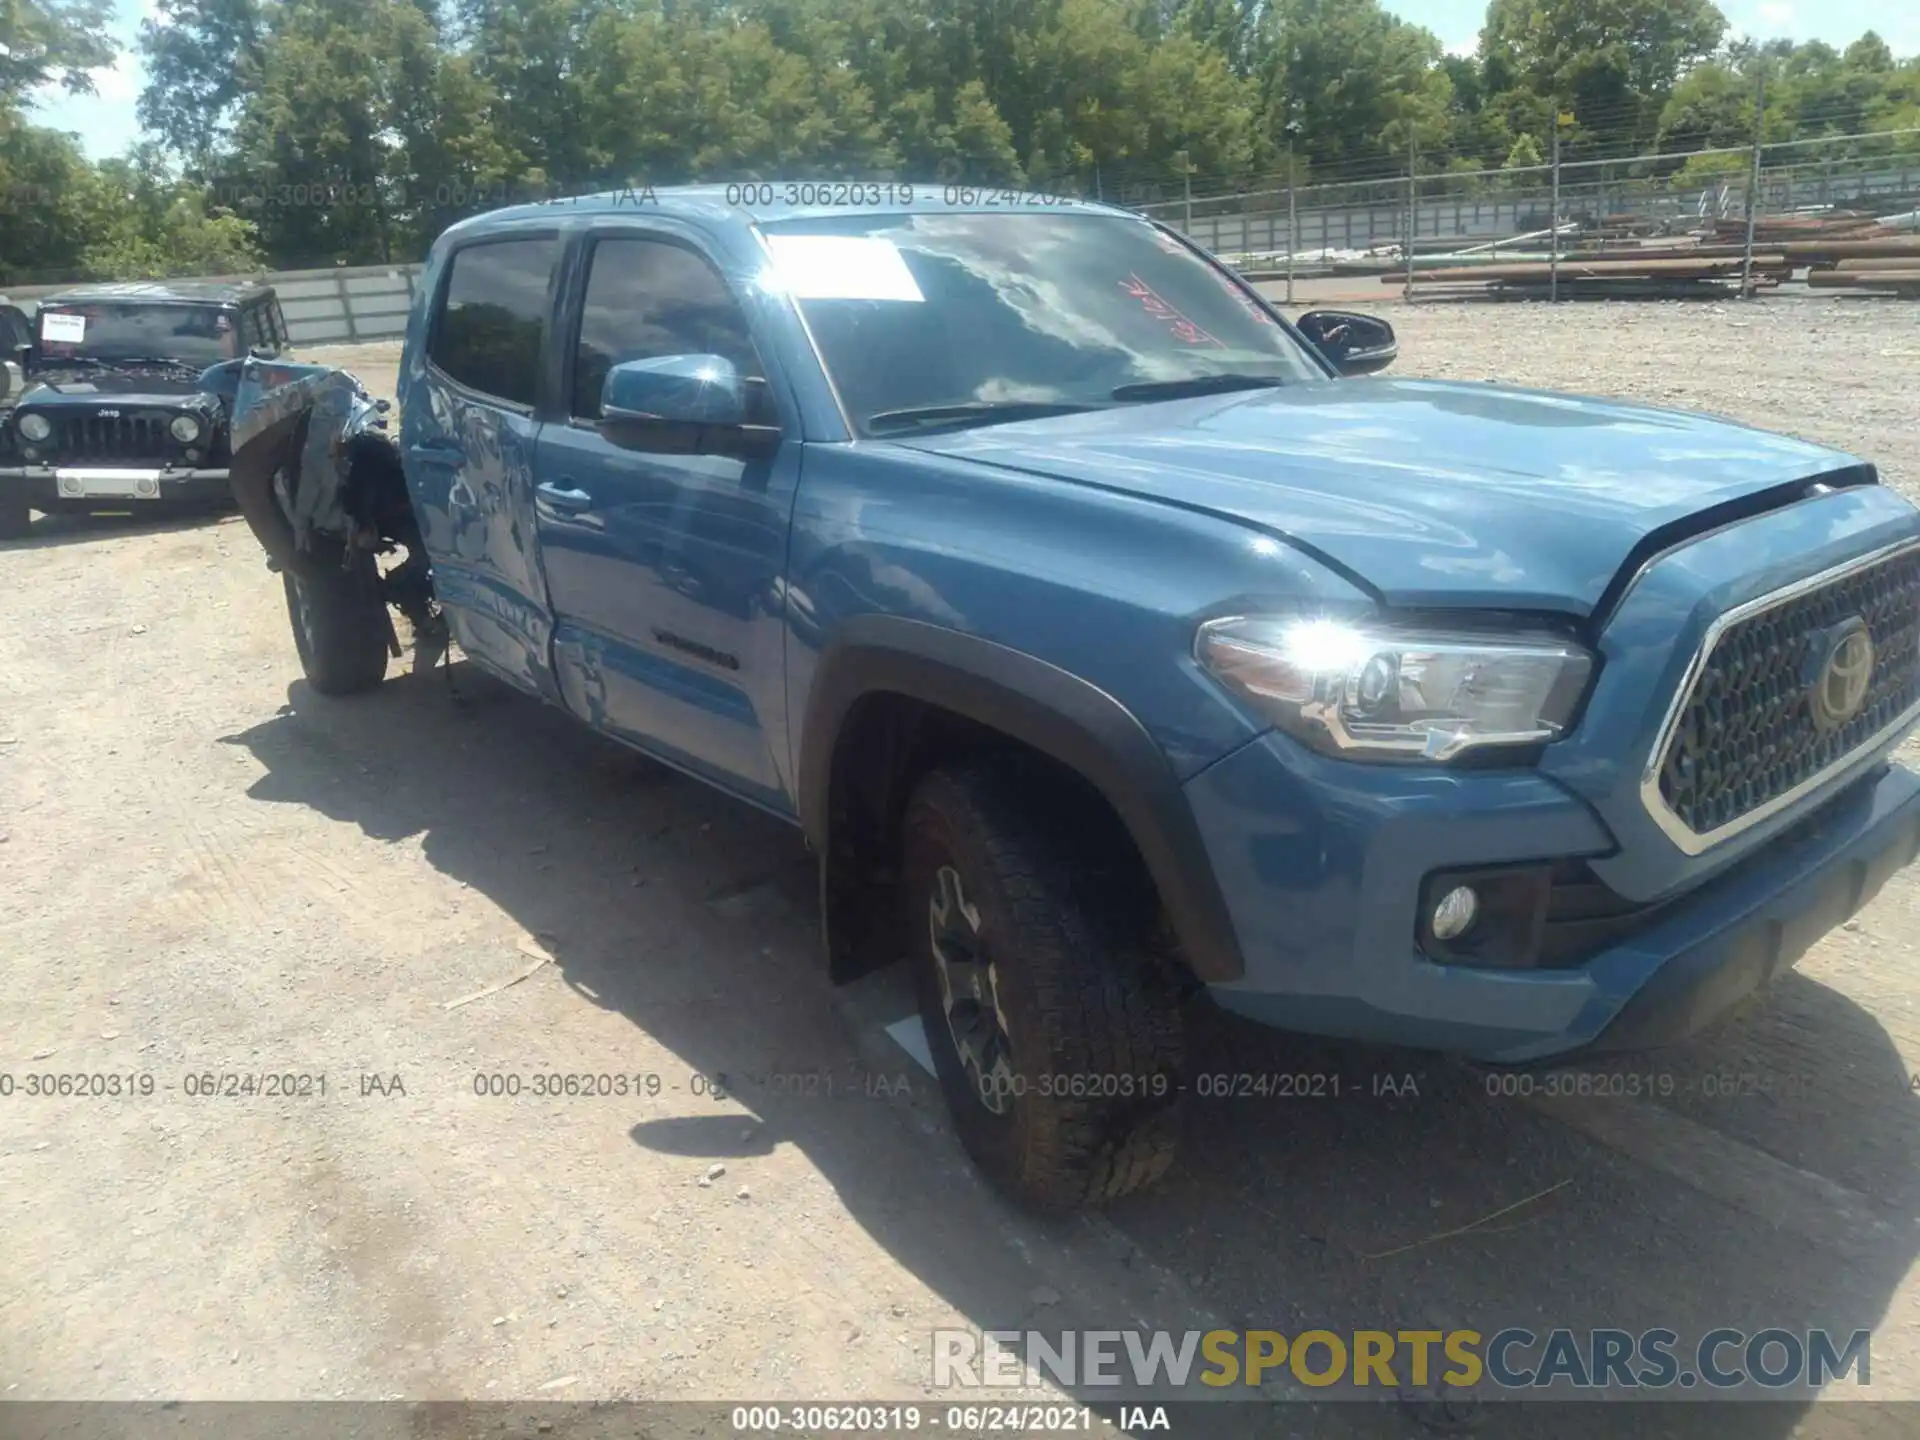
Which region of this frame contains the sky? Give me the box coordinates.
[25,0,1920,162]
[1392,0,1920,60]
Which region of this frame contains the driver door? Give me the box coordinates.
[536,229,800,812]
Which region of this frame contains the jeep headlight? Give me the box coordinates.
[1196,615,1593,762]
[169,414,202,443]
[17,412,51,442]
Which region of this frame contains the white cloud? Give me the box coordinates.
[1756,1,1796,30]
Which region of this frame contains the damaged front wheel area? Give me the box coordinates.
[284,552,391,695]
[218,356,448,694]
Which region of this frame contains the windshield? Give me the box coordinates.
[35,302,241,366]
[759,211,1325,435]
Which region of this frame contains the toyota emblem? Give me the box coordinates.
[1806,617,1875,732]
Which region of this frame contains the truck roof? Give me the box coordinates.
[35,280,276,308]
[440,183,1130,241]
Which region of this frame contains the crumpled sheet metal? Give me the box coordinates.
[229,358,383,551]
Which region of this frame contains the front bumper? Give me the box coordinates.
[1186,730,1920,1064]
[0,465,232,508]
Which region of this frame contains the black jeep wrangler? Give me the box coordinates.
[0,282,291,539]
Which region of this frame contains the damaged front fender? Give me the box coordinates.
[202,357,396,577]
[206,356,446,670]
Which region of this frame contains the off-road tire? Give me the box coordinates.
[0,498,30,541]
[284,555,390,695]
[901,763,1185,1212]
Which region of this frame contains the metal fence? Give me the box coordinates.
[7,127,1918,328]
[1137,130,1920,267]
[3,263,422,346]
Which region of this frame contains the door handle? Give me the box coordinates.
[405,442,463,467]
[535,480,594,514]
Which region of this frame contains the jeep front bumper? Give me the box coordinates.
[0,465,233,507]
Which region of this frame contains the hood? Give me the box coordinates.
[22,368,210,406]
[896,378,1868,616]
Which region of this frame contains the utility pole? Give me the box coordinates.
[1285,114,1303,305]
[1404,127,1417,301]
[1177,149,1192,234]
[1742,68,1766,300]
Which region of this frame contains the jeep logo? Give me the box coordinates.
[97,409,121,418]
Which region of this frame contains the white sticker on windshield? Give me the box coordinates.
[764,235,924,302]
[41,312,87,343]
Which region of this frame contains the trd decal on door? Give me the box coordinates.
[652,629,741,672]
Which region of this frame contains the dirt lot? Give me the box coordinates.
[4,299,1919,1436]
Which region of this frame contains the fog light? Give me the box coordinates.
[1430,886,1479,941]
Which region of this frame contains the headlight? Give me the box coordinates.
[1196,615,1593,762]
[17,412,51,442]
[169,414,202,443]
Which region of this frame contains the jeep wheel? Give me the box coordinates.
[284,556,391,695]
[901,764,1184,1212]
[0,498,30,541]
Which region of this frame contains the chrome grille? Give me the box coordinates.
[52,412,175,462]
[1652,542,1920,845]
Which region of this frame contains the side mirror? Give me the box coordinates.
[249,344,277,360]
[1296,310,1398,377]
[599,353,777,458]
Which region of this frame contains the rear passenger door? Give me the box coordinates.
[536,229,802,811]
[405,233,564,699]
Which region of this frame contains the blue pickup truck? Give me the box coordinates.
[213,187,1920,1211]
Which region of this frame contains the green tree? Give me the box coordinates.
[1844,33,1894,75]
[53,0,1920,283]
[571,2,894,183]
[1654,55,1753,154]
[455,0,611,191]
[137,0,264,167]
[0,118,99,282]
[1,0,116,106]
[221,0,445,265]
[1252,0,1453,177]
[1481,0,1728,156]
[79,143,265,276]
[1503,132,1543,168]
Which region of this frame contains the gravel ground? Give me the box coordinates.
[1359,294,1920,503]
[2,300,1919,1436]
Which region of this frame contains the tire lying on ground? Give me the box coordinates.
[283,554,391,695]
[901,762,1186,1212]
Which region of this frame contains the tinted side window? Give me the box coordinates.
[571,238,769,421]
[245,306,274,354]
[430,238,557,407]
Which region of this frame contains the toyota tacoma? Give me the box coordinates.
[215,189,1920,1211]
